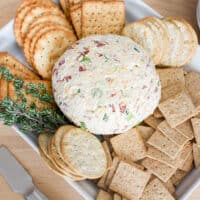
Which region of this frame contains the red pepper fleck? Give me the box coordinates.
[53,68,58,76]
[119,102,126,113]
[142,85,147,89]
[94,40,108,47]
[97,53,103,57]
[79,66,86,72]
[58,60,65,66]
[154,87,158,93]
[111,104,115,112]
[81,47,89,56]
[64,75,72,81]
[110,92,116,97]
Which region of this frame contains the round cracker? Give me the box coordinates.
[29,12,73,31]
[32,28,77,79]
[61,126,107,179]
[164,17,198,66]
[50,137,85,180]
[20,5,62,44]
[122,22,159,64]
[29,24,73,67]
[14,0,54,46]
[161,19,184,67]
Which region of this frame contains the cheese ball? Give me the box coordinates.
[52,35,161,134]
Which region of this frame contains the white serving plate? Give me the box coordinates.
[1,0,200,199]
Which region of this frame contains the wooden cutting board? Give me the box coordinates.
[0,0,199,200]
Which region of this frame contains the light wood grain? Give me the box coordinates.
[0,0,200,200]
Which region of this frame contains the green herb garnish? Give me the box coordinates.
[104,55,109,62]
[80,56,91,63]
[80,121,87,130]
[102,113,109,122]
[0,66,68,134]
[134,47,140,53]
[91,88,103,98]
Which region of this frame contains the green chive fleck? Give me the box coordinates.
[80,56,91,63]
[77,88,81,94]
[104,55,109,62]
[80,121,87,130]
[102,113,109,122]
[91,88,103,98]
[134,47,140,53]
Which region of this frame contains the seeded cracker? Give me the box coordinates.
[142,158,176,182]
[147,130,181,159]
[158,120,188,146]
[192,143,200,168]
[191,118,200,146]
[179,152,193,172]
[144,115,163,129]
[140,178,175,200]
[109,161,151,199]
[96,190,112,200]
[156,67,185,88]
[82,1,125,37]
[110,128,146,162]
[137,125,154,142]
[113,193,121,200]
[0,78,8,101]
[171,170,187,186]
[159,90,196,128]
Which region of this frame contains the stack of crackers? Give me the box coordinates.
[61,0,125,39]
[95,67,200,199]
[38,125,107,181]
[0,52,55,109]
[122,17,198,66]
[14,0,77,80]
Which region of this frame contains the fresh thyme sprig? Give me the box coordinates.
[0,66,68,134]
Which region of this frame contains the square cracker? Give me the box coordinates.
[175,120,194,140]
[147,142,192,168]
[105,157,120,187]
[70,5,82,38]
[96,189,112,200]
[109,161,151,199]
[185,71,200,107]
[157,67,185,88]
[170,169,187,186]
[102,141,112,168]
[159,90,196,128]
[147,130,181,159]
[110,128,146,162]
[161,82,184,102]
[192,143,200,168]
[82,1,125,37]
[144,115,163,129]
[137,125,154,142]
[158,120,188,146]
[113,193,121,200]
[163,179,176,194]
[141,158,176,182]
[179,152,193,172]
[191,118,200,146]
[140,178,175,200]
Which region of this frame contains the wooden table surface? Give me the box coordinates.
[0,0,199,200]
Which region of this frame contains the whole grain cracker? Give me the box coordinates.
[153,108,163,118]
[82,1,125,37]
[147,142,192,168]
[113,193,121,200]
[136,125,154,142]
[33,28,76,79]
[156,68,185,88]
[144,115,163,129]
[159,90,196,128]
[96,189,112,200]
[61,127,107,179]
[161,82,184,102]
[110,128,146,162]
[102,141,112,168]
[191,118,200,146]
[0,52,39,80]
[141,158,176,182]
[170,169,187,186]
[192,143,200,168]
[179,152,193,172]
[158,120,188,146]
[147,130,181,159]
[175,120,194,140]
[164,179,176,194]
[109,161,151,199]
[140,178,175,200]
